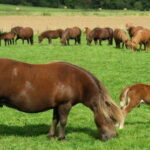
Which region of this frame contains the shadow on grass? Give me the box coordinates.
[0,124,98,139]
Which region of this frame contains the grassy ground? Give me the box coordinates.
[0,35,150,150]
[0,4,150,16]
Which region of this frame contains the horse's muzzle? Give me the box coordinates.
[101,132,117,141]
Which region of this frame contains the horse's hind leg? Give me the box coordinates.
[48,38,52,44]
[30,36,34,45]
[78,37,81,44]
[48,107,59,139]
[57,102,72,140]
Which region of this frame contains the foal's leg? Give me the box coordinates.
[58,102,72,140]
[120,97,140,129]
[48,107,59,139]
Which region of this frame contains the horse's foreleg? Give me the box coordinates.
[78,37,81,44]
[74,38,77,45]
[48,108,59,139]
[27,39,30,44]
[57,102,72,140]
[15,36,19,44]
[9,39,12,45]
[119,97,140,129]
[12,38,14,45]
[122,42,124,49]
[99,39,102,45]
[94,39,97,45]
[48,38,52,44]
[4,39,7,46]
[67,39,70,45]
[30,36,34,45]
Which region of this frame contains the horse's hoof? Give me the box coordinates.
[58,137,66,141]
[47,134,56,140]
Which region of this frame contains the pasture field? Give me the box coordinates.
[0,4,150,16]
[0,34,150,150]
[0,4,150,150]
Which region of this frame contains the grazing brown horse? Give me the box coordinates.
[86,27,113,45]
[126,25,143,38]
[0,58,123,141]
[113,28,129,48]
[84,27,93,45]
[127,29,150,51]
[61,27,81,45]
[119,84,150,129]
[38,29,64,44]
[15,27,34,45]
[0,32,15,46]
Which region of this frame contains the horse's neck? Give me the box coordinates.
[85,29,91,37]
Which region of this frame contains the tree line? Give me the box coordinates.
[0,0,150,10]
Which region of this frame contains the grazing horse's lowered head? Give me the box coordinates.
[0,58,123,141]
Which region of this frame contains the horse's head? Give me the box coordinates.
[86,34,93,45]
[94,114,117,141]
[130,41,137,51]
[60,37,66,45]
[125,40,131,49]
[38,35,43,43]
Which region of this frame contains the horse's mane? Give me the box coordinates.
[118,29,128,42]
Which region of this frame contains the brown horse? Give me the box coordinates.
[127,29,150,51]
[0,58,123,141]
[119,83,150,129]
[84,27,93,45]
[61,27,81,45]
[113,28,129,48]
[15,27,34,45]
[86,27,113,45]
[0,32,15,46]
[38,29,64,44]
[126,25,143,38]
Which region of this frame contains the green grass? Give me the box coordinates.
[0,34,150,150]
[0,4,150,16]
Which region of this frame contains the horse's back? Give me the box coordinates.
[20,27,34,38]
[0,59,100,109]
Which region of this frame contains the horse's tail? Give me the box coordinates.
[96,80,124,127]
[119,87,130,108]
